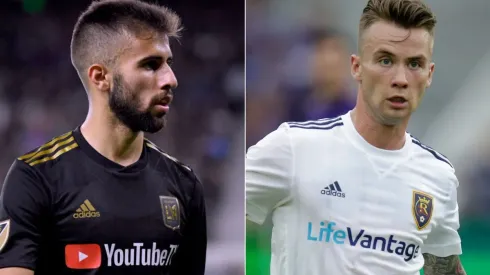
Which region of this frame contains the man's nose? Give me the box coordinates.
[159,68,178,91]
[391,66,408,89]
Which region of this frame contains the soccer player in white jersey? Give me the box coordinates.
[246,0,466,274]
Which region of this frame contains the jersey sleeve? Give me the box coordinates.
[423,173,462,257]
[246,123,293,225]
[0,160,51,270]
[171,176,207,274]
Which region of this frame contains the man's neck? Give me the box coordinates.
[81,108,144,167]
[350,107,408,151]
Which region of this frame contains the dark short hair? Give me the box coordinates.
[71,0,182,84]
[359,0,436,43]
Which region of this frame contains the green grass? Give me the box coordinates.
[247,234,490,275]
[247,248,490,275]
[246,219,490,274]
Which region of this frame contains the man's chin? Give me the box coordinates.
[142,117,166,134]
[116,117,166,134]
[379,111,410,126]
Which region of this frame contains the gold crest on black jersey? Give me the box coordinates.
[160,196,180,230]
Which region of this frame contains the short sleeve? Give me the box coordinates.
[246,123,293,225]
[0,160,51,270]
[423,174,462,257]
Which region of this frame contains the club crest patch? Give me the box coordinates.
[0,220,10,252]
[412,190,434,230]
[160,196,180,230]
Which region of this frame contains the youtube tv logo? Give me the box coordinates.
[65,244,101,269]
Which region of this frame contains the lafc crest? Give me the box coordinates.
[412,190,433,230]
[160,196,180,230]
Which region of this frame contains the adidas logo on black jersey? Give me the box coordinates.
[73,199,100,219]
[321,181,345,198]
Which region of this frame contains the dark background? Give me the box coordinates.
[0,0,244,274]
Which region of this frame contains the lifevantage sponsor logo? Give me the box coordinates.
[104,242,179,267]
[307,221,420,262]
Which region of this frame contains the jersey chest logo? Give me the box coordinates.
[159,196,180,230]
[412,190,434,230]
[73,199,101,219]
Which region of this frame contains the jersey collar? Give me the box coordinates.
[341,111,412,158]
[72,126,149,174]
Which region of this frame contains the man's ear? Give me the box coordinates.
[88,64,110,92]
[351,54,362,82]
[426,62,435,87]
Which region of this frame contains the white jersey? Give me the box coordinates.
[246,112,462,275]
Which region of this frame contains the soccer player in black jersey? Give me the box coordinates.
[0,1,207,274]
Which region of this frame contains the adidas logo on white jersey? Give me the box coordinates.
[321,181,345,198]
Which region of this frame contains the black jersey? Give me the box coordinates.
[0,127,207,274]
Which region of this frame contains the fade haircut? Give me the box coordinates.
[358,0,436,52]
[71,0,182,88]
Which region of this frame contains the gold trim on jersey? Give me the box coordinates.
[27,143,79,166]
[18,131,72,161]
[25,137,75,162]
[17,131,79,166]
[144,139,191,171]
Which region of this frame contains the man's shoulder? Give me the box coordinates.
[144,138,197,179]
[16,130,80,170]
[248,116,346,163]
[4,131,79,194]
[279,116,346,144]
[409,134,454,173]
[408,134,459,192]
[284,116,345,133]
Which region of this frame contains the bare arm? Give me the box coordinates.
[423,254,466,275]
[0,267,34,275]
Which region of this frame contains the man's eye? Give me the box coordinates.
[143,61,161,71]
[379,58,392,66]
[167,58,174,67]
[408,61,421,69]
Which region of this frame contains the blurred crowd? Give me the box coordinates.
[246,25,356,147]
[0,0,244,274]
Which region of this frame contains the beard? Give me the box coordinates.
[108,73,166,134]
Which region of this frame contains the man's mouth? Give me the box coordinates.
[154,99,170,112]
[153,104,170,116]
[387,96,407,103]
[387,96,408,109]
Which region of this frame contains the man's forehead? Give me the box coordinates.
[120,33,172,61]
[362,21,433,57]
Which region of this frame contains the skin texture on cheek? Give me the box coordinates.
[109,72,166,133]
[357,55,393,123]
[125,75,151,109]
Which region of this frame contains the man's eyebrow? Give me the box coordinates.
[373,49,395,57]
[373,49,427,61]
[137,55,171,64]
[407,55,427,61]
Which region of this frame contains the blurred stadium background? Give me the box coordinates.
[246,0,490,274]
[0,0,244,274]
